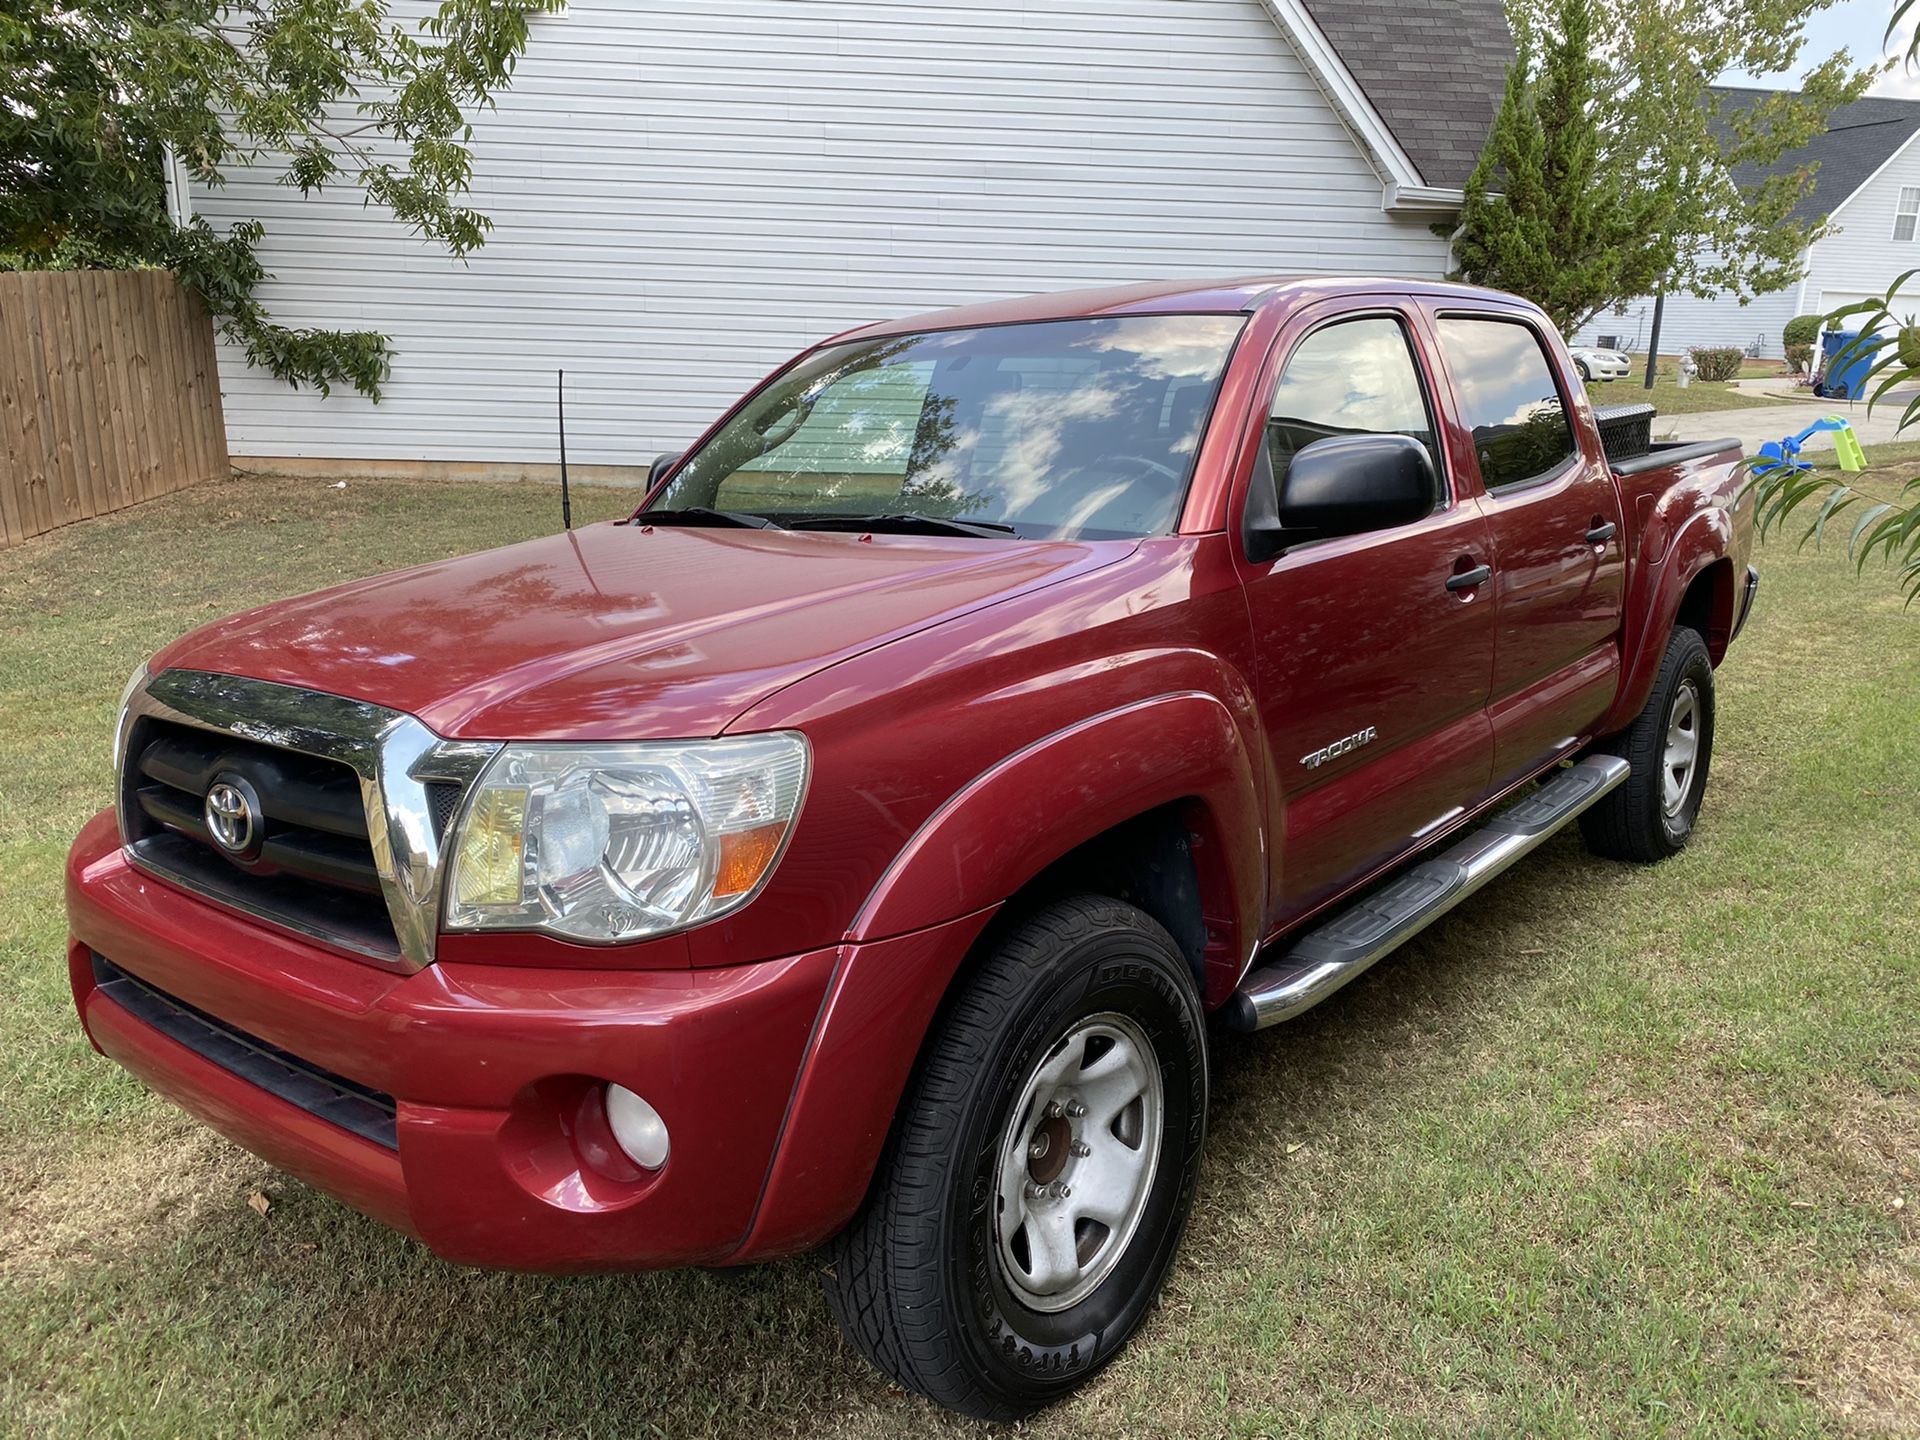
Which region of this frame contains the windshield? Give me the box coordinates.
[645,314,1246,540]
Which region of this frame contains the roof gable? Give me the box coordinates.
[1712,87,1920,229]
[1295,0,1513,189]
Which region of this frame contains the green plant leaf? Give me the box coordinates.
[1847,503,1895,566]
[1800,485,1856,549]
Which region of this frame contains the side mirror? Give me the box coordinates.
[1244,433,1436,562]
[648,451,683,487]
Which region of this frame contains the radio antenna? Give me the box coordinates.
[557,368,573,530]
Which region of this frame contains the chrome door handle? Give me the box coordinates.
[1586,521,1618,544]
[1446,564,1492,592]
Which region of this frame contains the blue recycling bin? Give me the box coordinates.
[1819,328,1880,400]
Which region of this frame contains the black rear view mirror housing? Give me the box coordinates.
[648,451,683,487]
[1244,432,1437,563]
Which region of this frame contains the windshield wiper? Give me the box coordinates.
[786,511,1019,539]
[635,506,784,531]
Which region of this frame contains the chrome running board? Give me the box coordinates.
[1223,755,1630,1032]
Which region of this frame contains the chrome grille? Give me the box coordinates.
[132,719,383,893]
[116,669,499,971]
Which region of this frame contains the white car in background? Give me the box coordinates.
[1569,346,1632,382]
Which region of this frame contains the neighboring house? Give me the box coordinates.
[180,0,1509,475]
[1576,88,1920,361]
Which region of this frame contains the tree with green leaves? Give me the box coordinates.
[1451,0,1667,335]
[0,0,562,399]
[1453,0,1875,337]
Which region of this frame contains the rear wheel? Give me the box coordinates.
[822,896,1207,1420]
[1580,625,1715,862]
[1576,359,1592,383]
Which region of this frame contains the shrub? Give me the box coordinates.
[1901,325,1920,369]
[1785,342,1813,374]
[1782,314,1822,350]
[1688,346,1744,382]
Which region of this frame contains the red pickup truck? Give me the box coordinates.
[66,276,1755,1419]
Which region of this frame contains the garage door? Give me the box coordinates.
[1815,290,1900,336]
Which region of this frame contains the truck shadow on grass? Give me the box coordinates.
[61,833,1634,1436]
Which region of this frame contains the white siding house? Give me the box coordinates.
[184,0,1508,474]
[1786,134,1920,332]
[1577,91,1920,361]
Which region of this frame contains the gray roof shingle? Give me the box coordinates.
[1711,86,1920,229]
[1297,0,1513,189]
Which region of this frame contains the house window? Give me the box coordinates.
[1895,187,1920,242]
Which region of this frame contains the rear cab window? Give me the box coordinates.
[1434,317,1578,491]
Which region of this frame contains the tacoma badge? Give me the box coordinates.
[1300,726,1377,770]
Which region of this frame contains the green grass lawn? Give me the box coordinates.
[1584,376,1786,415]
[1583,352,1811,415]
[2,474,1915,1438]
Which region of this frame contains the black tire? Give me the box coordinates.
[822,895,1208,1420]
[1576,360,1591,382]
[1580,625,1715,862]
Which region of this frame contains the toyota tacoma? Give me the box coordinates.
[66,276,1756,1418]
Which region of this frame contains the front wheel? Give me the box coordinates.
[1580,625,1716,862]
[822,896,1208,1420]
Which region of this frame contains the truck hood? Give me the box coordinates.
[152,521,1132,740]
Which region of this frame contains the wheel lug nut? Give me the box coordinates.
[1044,1101,1064,1119]
[1024,1181,1046,1200]
[1071,1140,1091,1158]
[1064,1100,1086,1119]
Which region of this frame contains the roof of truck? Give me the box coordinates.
[838,276,1523,341]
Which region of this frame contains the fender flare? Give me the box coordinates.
[726,691,1264,1261]
[851,690,1264,969]
[1603,507,1734,733]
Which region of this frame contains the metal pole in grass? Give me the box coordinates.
[1643,288,1665,391]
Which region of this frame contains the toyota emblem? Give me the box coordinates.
[204,775,260,856]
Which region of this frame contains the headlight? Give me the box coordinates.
[443,732,809,944]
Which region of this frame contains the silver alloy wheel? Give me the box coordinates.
[992,1012,1164,1314]
[1663,680,1701,817]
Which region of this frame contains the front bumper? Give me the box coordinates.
[67,808,842,1270]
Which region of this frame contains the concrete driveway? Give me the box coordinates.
[1657,401,1916,456]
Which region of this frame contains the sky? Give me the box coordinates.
[1720,0,1920,98]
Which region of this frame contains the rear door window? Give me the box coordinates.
[1434,317,1577,491]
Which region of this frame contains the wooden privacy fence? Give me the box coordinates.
[0,269,228,548]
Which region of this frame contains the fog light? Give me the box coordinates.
[604,1084,670,1170]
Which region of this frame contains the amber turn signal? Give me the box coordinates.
[714,821,788,897]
